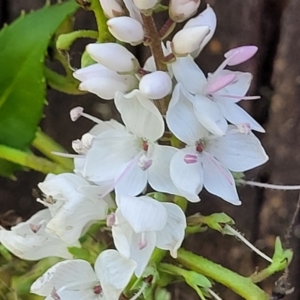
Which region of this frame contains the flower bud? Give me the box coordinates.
[184,5,217,55]
[169,0,201,23]
[133,0,158,10]
[86,43,139,73]
[73,63,137,99]
[107,16,144,45]
[139,71,172,99]
[171,26,209,56]
[99,0,125,18]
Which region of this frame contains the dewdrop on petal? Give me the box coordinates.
[169,0,201,23]
[139,71,172,99]
[171,26,209,56]
[133,0,158,10]
[86,43,139,73]
[99,0,125,18]
[107,16,144,45]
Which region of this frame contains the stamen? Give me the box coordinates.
[138,233,148,250]
[129,281,149,300]
[207,288,223,300]
[240,180,300,190]
[217,94,260,100]
[93,285,102,295]
[224,225,272,263]
[184,154,198,164]
[51,151,85,159]
[138,154,152,171]
[70,106,102,124]
[106,213,116,227]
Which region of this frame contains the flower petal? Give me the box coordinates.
[202,152,241,205]
[192,95,228,136]
[166,83,207,144]
[156,203,186,257]
[170,147,203,202]
[117,195,168,233]
[31,260,97,296]
[207,126,268,171]
[84,130,138,182]
[94,249,137,300]
[171,55,207,94]
[217,101,265,133]
[115,90,164,141]
[148,144,181,195]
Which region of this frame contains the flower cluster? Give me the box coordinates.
[0,1,269,299]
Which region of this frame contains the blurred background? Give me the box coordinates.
[1,0,300,299]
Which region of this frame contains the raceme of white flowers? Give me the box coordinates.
[0,1,269,299]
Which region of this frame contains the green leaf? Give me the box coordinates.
[0,1,78,177]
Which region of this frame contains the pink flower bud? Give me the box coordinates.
[139,71,172,99]
[107,16,144,45]
[171,26,209,56]
[169,0,201,23]
[99,0,125,18]
[86,43,139,73]
[133,0,158,10]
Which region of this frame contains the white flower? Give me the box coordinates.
[73,63,137,100]
[111,195,186,277]
[170,46,265,133]
[81,90,181,197]
[167,89,268,203]
[31,249,137,300]
[86,43,139,73]
[0,209,73,260]
[133,0,158,10]
[107,16,144,45]
[37,173,111,244]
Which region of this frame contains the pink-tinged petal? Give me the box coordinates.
[129,231,156,277]
[115,90,164,141]
[166,84,207,144]
[156,203,186,257]
[84,130,138,182]
[192,95,228,136]
[95,249,137,300]
[112,211,133,258]
[217,101,265,133]
[202,152,241,205]
[206,73,236,94]
[170,147,203,202]
[171,55,207,94]
[114,157,148,196]
[207,126,268,172]
[31,260,97,296]
[224,46,258,66]
[117,195,168,233]
[213,71,253,101]
[148,144,181,195]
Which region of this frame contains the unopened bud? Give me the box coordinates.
[107,16,144,45]
[169,0,201,23]
[133,0,158,10]
[171,26,209,56]
[86,43,139,73]
[184,6,217,55]
[139,71,172,99]
[99,0,125,18]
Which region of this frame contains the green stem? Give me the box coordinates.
[177,248,269,300]
[174,195,187,211]
[89,0,114,42]
[0,145,68,174]
[44,67,85,95]
[56,30,98,51]
[32,130,73,171]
